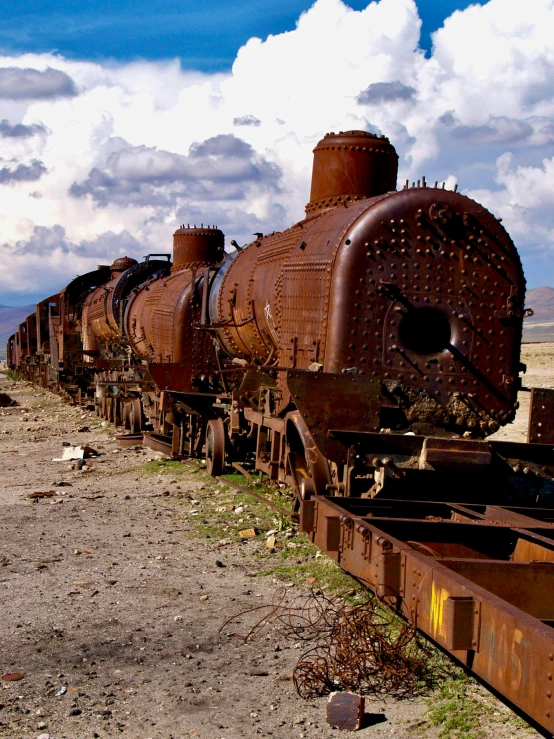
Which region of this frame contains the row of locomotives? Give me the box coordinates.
[6,253,172,417]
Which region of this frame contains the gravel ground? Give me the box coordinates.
[1,347,551,739]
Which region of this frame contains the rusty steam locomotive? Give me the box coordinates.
[10,130,554,734]
[7,130,537,498]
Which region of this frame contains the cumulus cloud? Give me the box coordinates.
[0,119,48,138]
[0,67,77,99]
[0,159,46,184]
[3,0,554,301]
[2,225,144,301]
[69,135,281,207]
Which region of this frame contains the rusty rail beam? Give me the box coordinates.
[301,495,554,734]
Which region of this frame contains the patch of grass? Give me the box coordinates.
[6,369,22,381]
[425,674,534,738]
[258,557,363,596]
[141,458,192,475]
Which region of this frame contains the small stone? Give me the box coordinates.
[239,528,257,538]
[293,716,305,725]
[199,595,209,601]
[37,721,47,729]
[266,535,276,549]
[326,692,364,731]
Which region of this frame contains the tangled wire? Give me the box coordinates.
[221,589,441,699]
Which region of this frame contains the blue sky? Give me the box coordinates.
[1,0,554,305]
[0,0,477,69]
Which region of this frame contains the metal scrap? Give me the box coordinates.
[222,589,440,699]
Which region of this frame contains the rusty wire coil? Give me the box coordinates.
[221,589,441,699]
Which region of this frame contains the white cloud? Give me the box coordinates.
[2,0,554,303]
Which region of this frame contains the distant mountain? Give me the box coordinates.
[524,286,554,323]
[523,286,554,342]
[0,304,35,355]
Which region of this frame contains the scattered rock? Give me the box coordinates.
[326,692,365,731]
[1,672,24,681]
[0,392,17,407]
[239,528,257,538]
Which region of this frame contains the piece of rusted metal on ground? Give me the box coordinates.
[528,387,554,444]
[142,432,175,456]
[214,476,293,519]
[304,494,554,734]
[115,433,144,447]
[231,461,255,482]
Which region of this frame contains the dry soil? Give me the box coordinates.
[1,344,552,739]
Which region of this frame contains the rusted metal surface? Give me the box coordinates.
[303,494,554,733]
[115,433,144,447]
[528,387,554,444]
[306,130,398,215]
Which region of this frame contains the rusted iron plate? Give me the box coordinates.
[142,432,173,456]
[421,437,491,467]
[287,370,380,456]
[528,387,554,445]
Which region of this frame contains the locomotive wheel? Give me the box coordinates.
[129,397,142,434]
[205,418,225,476]
[285,411,331,509]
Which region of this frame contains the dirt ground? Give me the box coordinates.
[0,344,552,739]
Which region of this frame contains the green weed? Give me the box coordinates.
[425,674,534,738]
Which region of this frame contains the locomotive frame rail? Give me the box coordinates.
[300,494,554,734]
